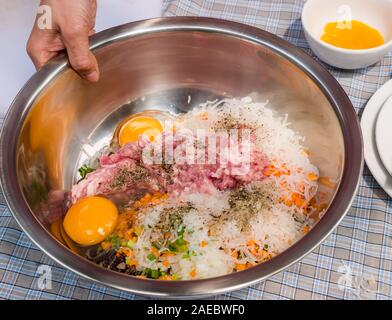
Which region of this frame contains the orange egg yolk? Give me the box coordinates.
[63,196,118,246]
[118,116,163,146]
[321,20,384,50]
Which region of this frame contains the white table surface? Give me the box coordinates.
[0,0,163,115]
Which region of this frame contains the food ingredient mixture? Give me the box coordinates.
[57,97,326,280]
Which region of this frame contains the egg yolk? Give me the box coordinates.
[321,20,384,50]
[63,196,118,246]
[118,116,163,146]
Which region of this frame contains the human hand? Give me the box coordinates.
[27,0,99,82]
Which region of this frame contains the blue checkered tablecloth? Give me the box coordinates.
[1,0,392,300]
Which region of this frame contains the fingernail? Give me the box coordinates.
[85,71,99,82]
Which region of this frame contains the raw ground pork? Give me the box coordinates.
[72,131,270,203]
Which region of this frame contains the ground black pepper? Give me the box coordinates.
[109,166,148,189]
[212,183,276,232]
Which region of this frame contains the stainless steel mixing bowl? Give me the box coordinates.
[0,17,363,297]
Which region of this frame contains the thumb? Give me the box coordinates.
[61,28,99,82]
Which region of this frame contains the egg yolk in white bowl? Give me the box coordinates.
[321,20,384,50]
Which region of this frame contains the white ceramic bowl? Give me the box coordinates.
[302,0,392,69]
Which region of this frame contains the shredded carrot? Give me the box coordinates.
[162,260,170,268]
[247,240,260,256]
[235,263,247,271]
[161,252,176,258]
[101,241,112,251]
[259,250,270,259]
[141,193,152,202]
[308,172,318,181]
[189,269,197,278]
[247,239,256,246]
[124,228,134,240]
[131,192,167,210]
[134,226,143,236]
[208,230,216,236]
[281,193,307,208]
[263,165,276,176]
[132,201,141,209]
[127,259,138,267]
[200,240,208,247]
[263,164,290,177]
[303,225,310,234]
[199,111,209,120]
[291,193,304,207]
[150,247,159,256]
[118,247,133,257]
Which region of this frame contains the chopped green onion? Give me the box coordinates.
[175,238,186,246]
[171,273,180,280]
[177,226,185,236]
[152,241,161,249]
[182,252,190,259]
[107,234,122,250]
[150,269,160,279]
[78,164,95,181]
[147,253,157,261]
[143,268,161,279]
[126,240,135,249]
[168,243,178,252]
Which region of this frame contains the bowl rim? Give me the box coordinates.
[0,16,363,298]
[301,0,392,55]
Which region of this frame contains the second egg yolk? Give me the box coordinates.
[321,20,384,50]
[118,116,163,146]
[63,196,118,246]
